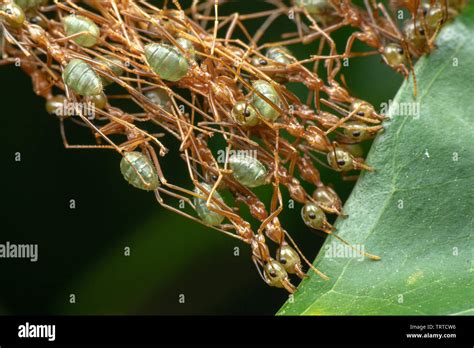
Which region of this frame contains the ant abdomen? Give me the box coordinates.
[145,88,173,113]
[62,15,100,48]
[120,151,160,191]
[94,55,125,87]
[63,59,103,96]
[250,80,283,122]
[144,43,190,82]
[193,183,226,226]
[229,153,268,188]
[265,46,295,65]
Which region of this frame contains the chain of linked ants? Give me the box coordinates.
[0,0,464,292]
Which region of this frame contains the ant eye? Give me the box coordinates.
[357,111,364,116]
[337,160,346,166]
[308,212,316,219]
[269,270,277,278]
[242,109,251,117]
[419,28,425,35]
[259,59,267,65]
[280,258,287,265]
[397,47,404,54]
[352,131,361,137]
[5,8,12,14]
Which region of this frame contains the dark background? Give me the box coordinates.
[0,0,401,315]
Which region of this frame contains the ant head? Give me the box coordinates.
[251,56,268,67]
[382,43,407,67]
[0,2,25,28]
[327,146,355,172]
[266,46,295,65]
[343,121,375,142]
[277,244,302,275]
[339,142,364,158]
[231,101,260,127]
[350,99,376,119]
[313,186,341,209]
[301,202,326,229]
[263,259,294,292]
[403,20,428,51]
[421,3,444,29]
[204,171,220,186]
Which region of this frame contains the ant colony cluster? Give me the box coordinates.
[0,0,464,292]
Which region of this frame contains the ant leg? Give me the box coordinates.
[258,183,284,235]
[304,10,339,82]
[145,143,202,198]
[186,164,247,227]
[52,31,97,44]
[59,118,115,150]
[354,159,375,172]
[252,9,281,44]
[61,102,124,153]
[324,108,360,135]
[210,0,218,54]
[224,13,239,45]
[283,229,329,280]
[378,2,404,36]
[1,26,30,57]
[341,173,360,181]
[344,31,368,58]
[153,188,245,242]
[107,113,169,155]
[253,236,298,293]
[330,231,381,261]
[285,144,300,176]
[295,12,305,41]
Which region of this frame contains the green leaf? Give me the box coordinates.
[279,5,474,315]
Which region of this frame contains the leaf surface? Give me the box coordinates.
[279,5,474,315]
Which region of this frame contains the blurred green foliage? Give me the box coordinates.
[0,0,401,314]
